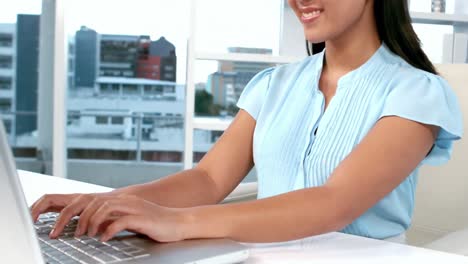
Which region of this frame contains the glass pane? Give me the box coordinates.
[139,114,184,162]
[193,129,257,183]
[65,0,189,186]
[413,23,454,63]
[194,59,275,118]
[195,0,281,54]
[0,1,41,161]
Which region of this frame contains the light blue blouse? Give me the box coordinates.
[236,44,464,239]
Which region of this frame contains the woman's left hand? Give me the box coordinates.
[82,194,189,242]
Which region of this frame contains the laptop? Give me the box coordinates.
[0,121,250,264]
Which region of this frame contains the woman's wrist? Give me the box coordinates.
[178,205,231,240]
[109,183,144,197]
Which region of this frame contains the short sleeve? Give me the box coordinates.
[236,67,274,120]
[379,71,464,166]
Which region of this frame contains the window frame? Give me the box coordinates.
[39,0,468,185]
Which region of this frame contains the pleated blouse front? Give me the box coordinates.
[236,44,463,239]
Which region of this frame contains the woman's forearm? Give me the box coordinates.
[184,186,348,243]
[113,168,222,208]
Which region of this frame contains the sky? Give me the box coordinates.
[0,0,461,83]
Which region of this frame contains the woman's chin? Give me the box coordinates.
[304,32,327,44]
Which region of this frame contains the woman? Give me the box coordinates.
[31,0,463,243]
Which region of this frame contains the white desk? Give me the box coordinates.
[19,170,468,264]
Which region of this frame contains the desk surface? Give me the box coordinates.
[19,170,468,263]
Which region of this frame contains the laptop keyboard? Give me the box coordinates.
[35,213,149,264]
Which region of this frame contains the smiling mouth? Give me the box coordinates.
[302,10,321,19]
[300,9,322,23]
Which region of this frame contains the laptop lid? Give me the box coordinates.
[0,121,44,263]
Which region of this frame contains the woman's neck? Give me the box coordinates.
[323,3,381,76]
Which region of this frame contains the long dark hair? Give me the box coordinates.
[307,0,438,75]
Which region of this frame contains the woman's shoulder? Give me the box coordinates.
[381,49,450,89]
[237,54,322,120]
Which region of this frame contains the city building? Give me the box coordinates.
[0,23,16,139]
[74,27,177,86]
[64,77,211,162]
[206,47,275,108]
[137,36,177,82]
[99,34,143,78]
[0,15,41,140]
[74,26,98,88]
[149,37,177,82]
[15,14,39,138]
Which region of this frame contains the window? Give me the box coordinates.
[0,33,13,47]
[3,119,11,134]
[68,110,80,123]
[68,58,74,72]
[0,99,12,112]
[144,85,164,95]
[123,71,133,77]
[0,77,12,90]
[185,0,294,183]
[412,24,454,63]
[95,116,108,124]
[163,86,175,93]
[142,117,153,125]
[194,60,273,118]
[0,55,12,69]
[194,0,280,54]
[409,0,464,63]
[64,0,189,186]
[122,84,139,95]
[111,116,124,125]
[99,83,111,94]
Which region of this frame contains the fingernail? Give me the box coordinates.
[49,228,55,238]
[74,228,81,237]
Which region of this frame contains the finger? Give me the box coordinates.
[97,219,115,234]
[30,195,56,221]
[100,215,145,242]
[88,200,138,237]
[50,195,90,238]
[75,196,105,236]
[31,194,71,222]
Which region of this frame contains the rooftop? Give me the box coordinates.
[97,77,180,86]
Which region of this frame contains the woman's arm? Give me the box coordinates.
[181,116,439,242]
[34,110,257,238]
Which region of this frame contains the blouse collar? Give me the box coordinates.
[312,43,390,90]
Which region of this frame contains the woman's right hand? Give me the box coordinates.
[30,192,119,238]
